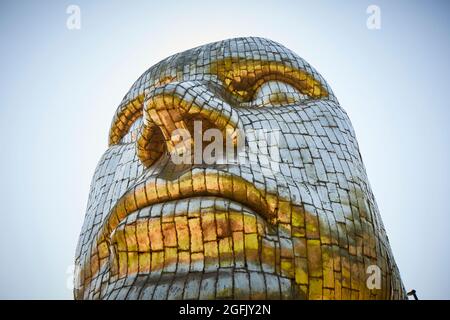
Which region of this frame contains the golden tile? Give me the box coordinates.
[188,218,203,253]
[306,239,323,278]
[218,237,233,267]
[308,277,323,300]
[294,257,309,285]
[201,213,217,241]
[174,216,190,251]
[148,219,164,251]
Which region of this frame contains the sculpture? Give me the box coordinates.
[75,37,405,299]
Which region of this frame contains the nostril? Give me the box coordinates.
[136,122,166,167]
[186,114,224,151]
[136,81,243,168]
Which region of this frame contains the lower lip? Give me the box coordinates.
[109,196,271,278]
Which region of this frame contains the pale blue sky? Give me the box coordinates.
[0,0,449,299]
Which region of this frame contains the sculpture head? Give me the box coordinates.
[75,37,405,300]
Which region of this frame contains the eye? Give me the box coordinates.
[251,80,310,106]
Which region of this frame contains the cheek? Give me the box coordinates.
[87,144,143,222]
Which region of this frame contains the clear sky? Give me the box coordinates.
[0,0,449,299]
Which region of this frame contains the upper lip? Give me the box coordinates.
[100,167,279,243]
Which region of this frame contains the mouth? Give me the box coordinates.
[82,167,296,284]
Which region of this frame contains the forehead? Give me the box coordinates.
[129,37,331,97]
[109,37,335,145]
[148,38,317,80]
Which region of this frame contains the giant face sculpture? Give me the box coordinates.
[75,37,405,300]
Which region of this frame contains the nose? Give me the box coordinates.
[136,81,243,167]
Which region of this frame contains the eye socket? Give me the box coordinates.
[116,80,311,143]
[251,80,310,107]
[120,116,143,144]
